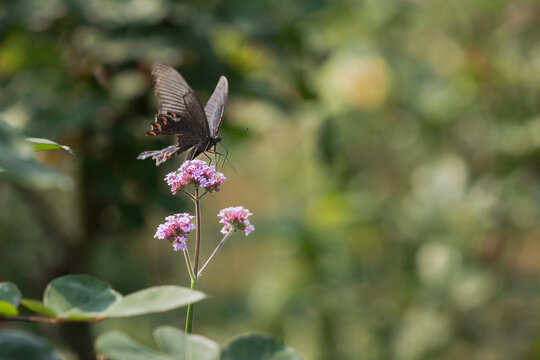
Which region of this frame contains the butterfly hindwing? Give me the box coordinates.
[146,114,183,136]
[137,145,181,166]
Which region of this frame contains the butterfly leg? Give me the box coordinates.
[186,144,203,161]
[210,143,231,172]
[202,152,214,165]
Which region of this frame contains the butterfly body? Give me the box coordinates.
[138,63,228,166]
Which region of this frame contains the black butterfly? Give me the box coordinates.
[137,63,228,166]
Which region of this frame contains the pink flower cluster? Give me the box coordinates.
[218,206,254,236]
[154,213,195,251]
[165,160,226,194]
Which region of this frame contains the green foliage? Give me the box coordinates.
[26,137,74,156]
[0,282,21,307]
[153,326,220,360]
[0,330,60,360]
[95,331,176,360]
[43,274,122,319]
[0,122,71,190]
[0,282,21,316]
[95,327,300,360]
[221,334,302,360]
[20,299,56,317]
[105,286,206,318]
[0,302,18,316]
[3,275,204,321]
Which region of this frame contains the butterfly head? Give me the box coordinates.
[205,136,222,154]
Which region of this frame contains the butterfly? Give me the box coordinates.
[137,62,228,166]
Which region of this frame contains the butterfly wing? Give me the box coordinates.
[137,145,183,166]
[137,140,200,166]
[204,76,228,137]
[151,62,210,137]
[137,113,207,165]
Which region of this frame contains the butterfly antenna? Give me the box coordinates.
[221,127,249,136]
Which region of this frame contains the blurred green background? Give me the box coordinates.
[1,0,540,359]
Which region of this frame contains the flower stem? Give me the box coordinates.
[182,190,196,201]
[198,229,233,278]
[193,188,201,275]
[186,188,201,334]
[183,249,195,281]
[185,277,197,334]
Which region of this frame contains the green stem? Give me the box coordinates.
[186,188,201,334]
[193,188,201,275]
[197,229,233,278]
[183,249,195,281]
[185,278,197,334]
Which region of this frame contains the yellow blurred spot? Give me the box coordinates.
[306,193,349,231]
[320,52,391,111]
[110,71,146,100]
[342,56,391,110]
[211,26,270,73]
[0,33,26,75]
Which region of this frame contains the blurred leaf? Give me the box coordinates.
[0,330,61,360]
[26,137,74,156]
[96,329,301,360]
[20,299,56,317]
[39,275,203,320]
[43,275,121,320]
[220,334,303,360]
[104,286,205,317]
[0,301,18,316]
[0,282,21,307]
[0,121,72,190]
[95,331,175,360]
[154,326,219,360]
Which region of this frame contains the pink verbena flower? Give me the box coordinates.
[218,206,254,235]
[165,160,226,194]
[154,213,195,251]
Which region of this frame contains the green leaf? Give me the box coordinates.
[0,330,61,360]
[26,137,74,156]
[95,330,301,360]
[95,331,175,360]
[0,301,18,316]
[43,274,122,319]
[220,334,303,360]
[104,286,205,318]
[20,299,56,317]
[154,326,219,360]
[0,282,21,307]
[0,282,22,315]
[95,328,219,360]
[0,121,72,190]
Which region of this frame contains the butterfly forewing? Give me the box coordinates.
[152,63,208,135]
[182,92,209,138]
[204,76,228,137]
